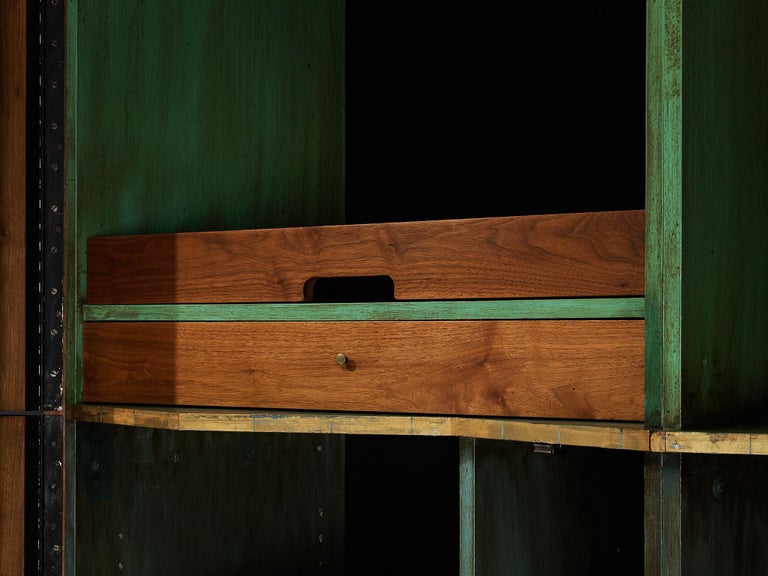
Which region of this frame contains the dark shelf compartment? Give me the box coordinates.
[346,2,647,223]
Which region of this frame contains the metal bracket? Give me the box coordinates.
[26,0,66,574]
[532,442,564,455]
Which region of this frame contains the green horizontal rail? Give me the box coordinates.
[84,297,645,322]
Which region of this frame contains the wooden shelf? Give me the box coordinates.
[67,404,649,450]
[651,429,768,456]
[68,405,768,456]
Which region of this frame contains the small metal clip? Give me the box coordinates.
[532,442,563,455]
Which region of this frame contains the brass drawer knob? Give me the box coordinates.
[335,353,348,366]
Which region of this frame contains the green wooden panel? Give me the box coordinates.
[474,440,644,575]
[66,0,344,403]
[644,452,683,576]
[74,423,345,575]
[682,453,768,575]
[72,0,344,238]
[646,0,768,429]
[460,438,476,576]
[645,0,684,430]
[680,0,768,428]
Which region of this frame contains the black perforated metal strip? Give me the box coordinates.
[24,0,66,574]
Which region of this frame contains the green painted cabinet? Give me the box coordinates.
[645,0,768,431]
[62,1,768,574]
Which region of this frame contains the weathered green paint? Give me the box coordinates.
[645,0,684,430]
[83,297,646,323]
[679,0,768,428]
[646,0,768,429]
[74,0,344,237]
[645,7,768,570]
[64,423,77,575]
[74,423,345,575]
[459,438,476,576]
[644,453,662,576]
[66,0,345,403]
[644,452,683,576]
[65,0,82,407]
[474,440,645,574]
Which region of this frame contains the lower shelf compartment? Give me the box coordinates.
[71,423,646,575]
[82,319,645,420]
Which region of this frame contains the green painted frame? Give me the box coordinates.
[646,0,768,431]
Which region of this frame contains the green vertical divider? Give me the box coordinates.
[645,0,683,431]
[65,5,80,573]
[459,438,476,576]
[646,1,768,573]
[646,0,768,431]
[644,452,683,576]
[65,0,81,406]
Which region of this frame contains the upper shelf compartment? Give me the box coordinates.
[346,2,647,223]
[86,209,644,305]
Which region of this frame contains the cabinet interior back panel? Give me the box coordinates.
[74,0,345,242]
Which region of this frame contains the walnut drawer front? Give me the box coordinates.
[85,210,645,304]
[83,319,645,421]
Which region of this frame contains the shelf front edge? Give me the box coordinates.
[67,404,652,451]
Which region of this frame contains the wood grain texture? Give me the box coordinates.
[68,404,653,449]
[0,419,25,576]
[0,0,26,409]
[0,0,26,573]
[83,319,645,420]
[73,403,768,455]
[86,210,645,304]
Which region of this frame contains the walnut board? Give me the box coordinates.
[83,319,645,421]
[86,210,645,304]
